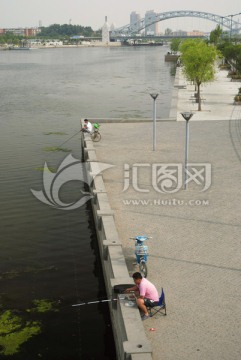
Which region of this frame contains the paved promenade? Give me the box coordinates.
[174,67,241,121]
[92,69,241,359]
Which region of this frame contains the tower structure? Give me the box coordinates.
[145,10,159,35]
[102,16,110,43]
[130,11,141,33]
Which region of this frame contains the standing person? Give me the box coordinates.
[81,119,93,133]
[124,272,159,320]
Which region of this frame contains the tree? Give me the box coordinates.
[221,43,241,74]
[38,24,97,38]
[231,45,241,74]
[209,25,223,45]
[165,28,172,36]
[180,39,220,111]
[0,32,24,46]
[170,38,182,53]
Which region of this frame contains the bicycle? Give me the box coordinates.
[130,236,150,278]
[91,123,101,142]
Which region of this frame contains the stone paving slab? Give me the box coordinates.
[92,71,241,360]
[175,67,241,121]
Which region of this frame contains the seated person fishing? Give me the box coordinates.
[81,119,93,133]
[124,272,159,321]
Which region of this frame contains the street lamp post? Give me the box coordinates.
[181,112,194,190]
[227,12,241,40]
[230,15,233,40]
[150,93,159,151]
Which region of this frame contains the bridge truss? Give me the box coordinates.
[112,10,241,35]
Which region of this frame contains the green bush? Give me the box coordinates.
[234,95,241,102]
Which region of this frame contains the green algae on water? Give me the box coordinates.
[28,299,59,313]
[0,310,41,356]
[43,146,71,152]
[0,298,59,355]
[44,132,67,135]
[34,166,56,172]
[0,311,21,335]
[0,265,57,280]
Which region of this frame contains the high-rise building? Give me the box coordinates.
[130,11,141,33]
[145,10,159,36]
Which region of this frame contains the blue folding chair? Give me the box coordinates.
[148,288,167,317]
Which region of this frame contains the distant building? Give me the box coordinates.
[187,30,205,37]
[130,11,141,34]
[24,28,39,37]
[44,40,63,46]
[172,30,187,37]
[0,27,40,36]
[145,10,159,35]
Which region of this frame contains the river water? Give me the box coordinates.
[0,46,174,359]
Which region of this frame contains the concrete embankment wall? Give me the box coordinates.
[82,134,153,360]
[82,117,175,123]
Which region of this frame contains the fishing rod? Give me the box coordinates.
[58,130,81,147]
[71,292,136,307]
[72,298,118,307]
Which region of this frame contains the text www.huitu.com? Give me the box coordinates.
[122,199,209,206]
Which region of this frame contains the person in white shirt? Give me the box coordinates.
[81,119,93,133]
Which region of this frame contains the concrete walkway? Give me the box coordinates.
[92,69,241,360]
[175,67,241,121]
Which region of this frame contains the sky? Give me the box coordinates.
[1,0,241,32]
